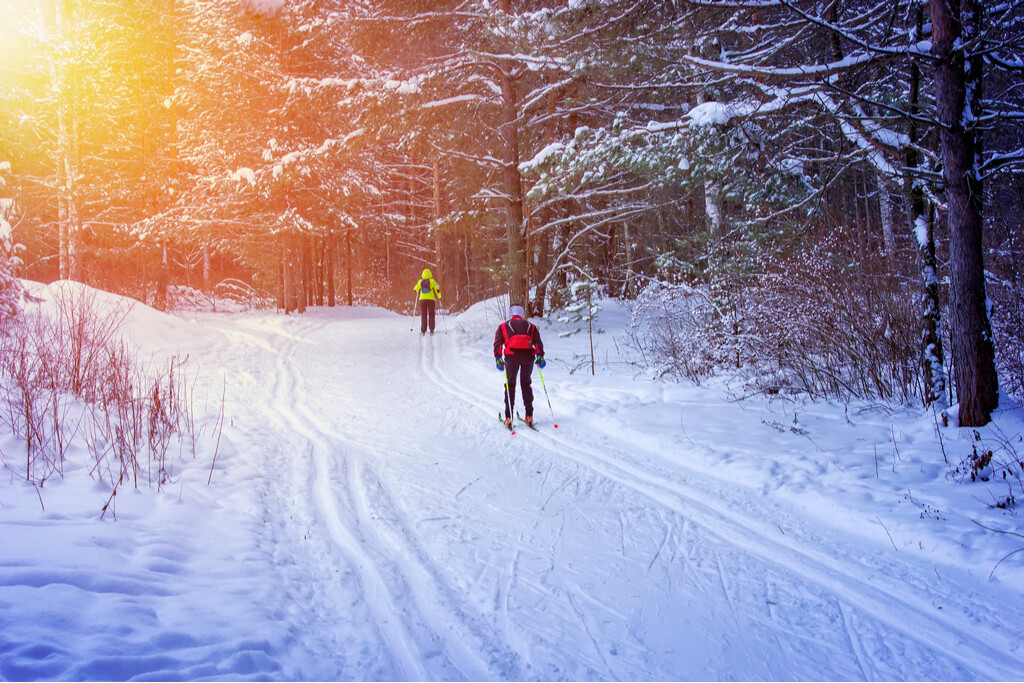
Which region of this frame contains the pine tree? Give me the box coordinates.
[0,166,25,325]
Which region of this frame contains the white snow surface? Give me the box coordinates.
[687,101,739,126]
[3,285,1024,681]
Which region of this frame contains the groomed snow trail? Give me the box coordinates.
[196,306,1022,681]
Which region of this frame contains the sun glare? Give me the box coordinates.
[0,0,24,25]
[0,1,51,77]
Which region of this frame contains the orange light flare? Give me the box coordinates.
[0,2,41,80]
[0,1,128,90]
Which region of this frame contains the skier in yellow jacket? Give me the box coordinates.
[414,268,442,335]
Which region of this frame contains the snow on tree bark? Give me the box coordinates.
[877,175,896,258]
[931,0,999,426]
[52,0,81,282]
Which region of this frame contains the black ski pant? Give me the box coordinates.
[503,354,535,419]
[419,299,436,334]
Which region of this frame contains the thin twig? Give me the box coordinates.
[678,411,695,446]
[971,520,1024,579]
[933,406,951,467]
[100,487,117,521]
[877,516,898,551]
[207,376,227,486]
[987,548,1024,579]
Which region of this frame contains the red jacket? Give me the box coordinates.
[494,316,544,358]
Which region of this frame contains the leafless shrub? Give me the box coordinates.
[625,281,725,381]
[167,285,216,312]
[0,284,222,512]
[51,283,131,400]
[948,427,1024,511]
[741,247,922,402]
[627,239,923,404]
[991,275,1024,405]
[486,294,511,325]
[0,311,81,483]
[212,278,273,311]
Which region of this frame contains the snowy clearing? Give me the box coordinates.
[2,285,1024,681]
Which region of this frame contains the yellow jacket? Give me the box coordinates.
[415,268,441,301]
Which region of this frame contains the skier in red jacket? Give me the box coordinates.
[494,304,545,427]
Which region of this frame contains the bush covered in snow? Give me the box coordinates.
[992,280,1024,405]
[987,211,1024,405]
[628,238,922,403]
[626,281,726,380]
[166,280,273,313]
[0,197,25,326]
[0,283,222,516]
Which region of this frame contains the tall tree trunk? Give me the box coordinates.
[58,196,69,280]
[495,0,527,308]
[202,243,211,290]
[877,175,896,258]
[623,222,636,299]
[499,63,528,308]
[531,70,560,317]
[915,207,946,404]
[605,225,618,297]
[532,227,550,316]
[463,230,473,309]
[298,235,309,313]
[906,2,946,408]
[433,158,445,303]
[276,238,285,311]
[284,232,299,314]
[155,243,168,311]
[53,0,81,281]
[346,229,354,306]
[704,177,723,280]
[326,230,336,307]
[931,0,998,426]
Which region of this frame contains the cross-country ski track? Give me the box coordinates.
[191,305,1022,681]
[3,292,1024,682]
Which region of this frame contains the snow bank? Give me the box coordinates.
[21,279,225,355]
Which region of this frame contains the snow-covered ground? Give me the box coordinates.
[2,284,1024,681]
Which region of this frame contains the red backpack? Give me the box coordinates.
[501,320,536,352]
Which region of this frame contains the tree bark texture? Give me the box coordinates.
[903,3,947,408]
[499,64,528,309]
[54,0,81,281]
[326,231,336,307]
[346,230,353,306]
[877,175,896,258]
[931,0,999,425]
[495,0,527,309]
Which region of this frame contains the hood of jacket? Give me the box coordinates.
[421,268,433,280]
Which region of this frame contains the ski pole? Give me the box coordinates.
[503,365,515,432]
[537,366,558,428]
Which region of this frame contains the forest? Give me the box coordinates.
[1,0,1022,427]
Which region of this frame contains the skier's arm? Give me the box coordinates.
[493,326,504,358]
